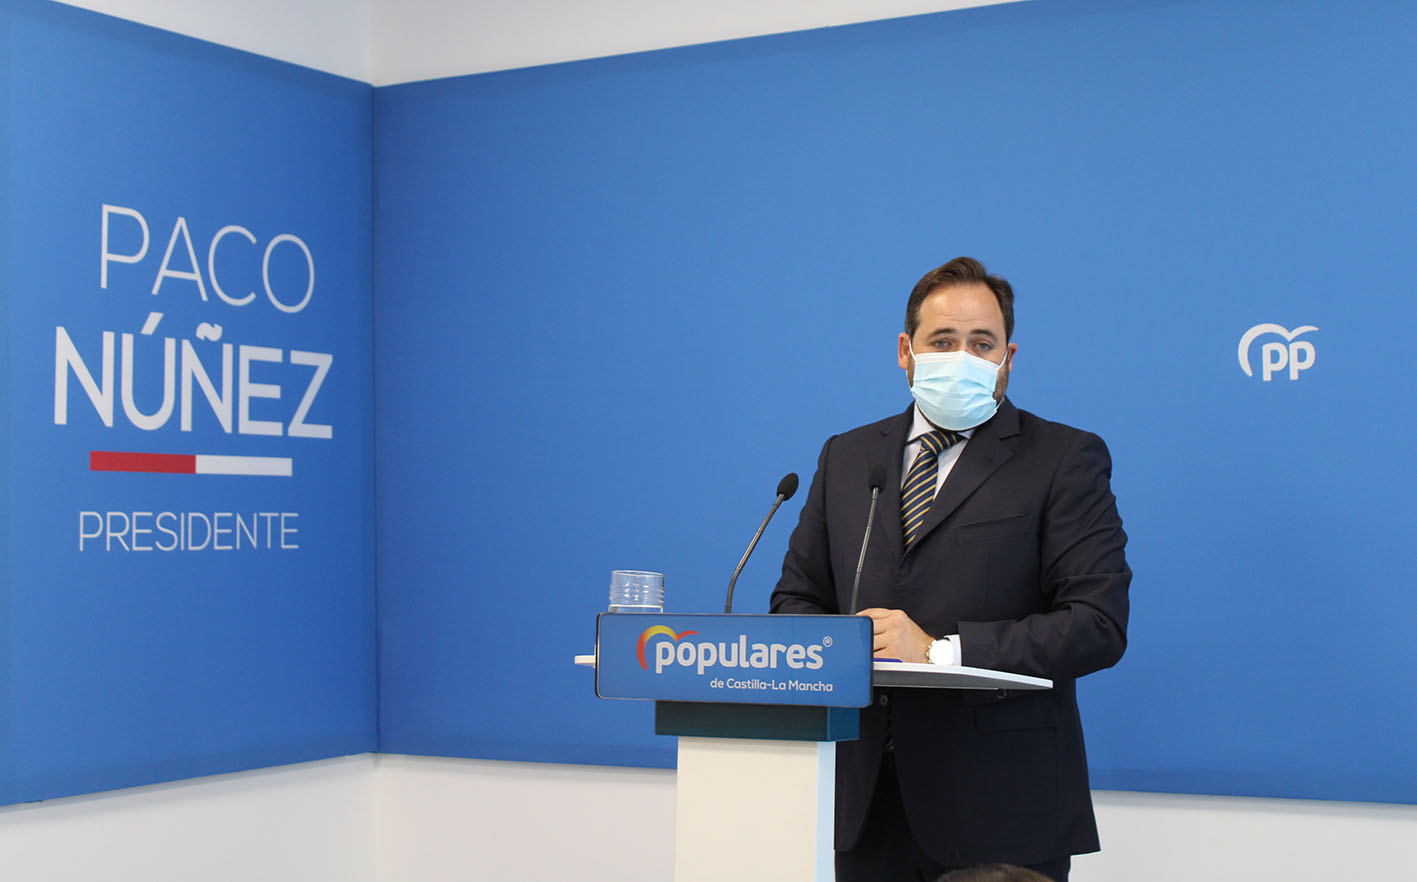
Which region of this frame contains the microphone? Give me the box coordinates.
[848,464,886,615]
[724,472,799,613]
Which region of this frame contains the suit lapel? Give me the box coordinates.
[872,406,913,560]
[909,399,1020,550]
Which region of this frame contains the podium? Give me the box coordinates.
[580,613,1050,882]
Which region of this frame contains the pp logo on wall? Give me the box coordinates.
[1238,323,1318,382]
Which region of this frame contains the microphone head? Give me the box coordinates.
[777,472,800,501]
[867,464,886,491]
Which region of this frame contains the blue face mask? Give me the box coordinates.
[908,343,1007,431]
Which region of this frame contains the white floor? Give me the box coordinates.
[0,755,377,882]
[3,753,1416,881]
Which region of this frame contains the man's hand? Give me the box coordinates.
[858,608,933,663]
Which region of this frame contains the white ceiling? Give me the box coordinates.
[52,0,376,81]
[369,0,1026,85]
[53,0,1025,85]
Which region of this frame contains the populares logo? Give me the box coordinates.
[636,625,825,675]
[1238,323,1317,381]
[636,626,698,670]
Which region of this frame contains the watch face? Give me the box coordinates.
[927,639,949,666]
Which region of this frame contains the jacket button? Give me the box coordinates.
[878,694,890,707]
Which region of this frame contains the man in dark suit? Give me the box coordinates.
[771,257,1130,882]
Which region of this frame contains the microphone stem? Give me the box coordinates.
[724,494,785,613]
[849,487,880,615]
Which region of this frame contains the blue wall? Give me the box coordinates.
[1,1,376,803]
[5,0,1417,809]
[373,0,1417,804]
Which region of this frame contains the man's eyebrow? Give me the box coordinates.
[927,327,998,340]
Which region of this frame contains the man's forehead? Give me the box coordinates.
[918,284,1005,332]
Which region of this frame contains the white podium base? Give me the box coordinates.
[674,736,834,882]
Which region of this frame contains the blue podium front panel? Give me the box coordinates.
[595,614,872,708]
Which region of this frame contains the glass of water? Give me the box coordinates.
[608,570,664,613]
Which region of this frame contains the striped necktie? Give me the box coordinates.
[901,429,964,549]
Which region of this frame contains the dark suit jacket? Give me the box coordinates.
[770,399,1130,867]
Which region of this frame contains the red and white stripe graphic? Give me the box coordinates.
[89,450,293,477]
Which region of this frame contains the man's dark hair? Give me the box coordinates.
[936,864,1054,882]
[905,256,1015,342]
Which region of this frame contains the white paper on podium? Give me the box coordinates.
[870,661,1050,690]
[573,655,1050,691]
